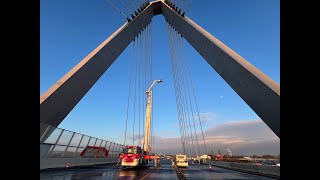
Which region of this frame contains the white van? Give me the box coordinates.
[176,154,188,168]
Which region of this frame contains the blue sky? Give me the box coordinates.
[40,0,279,155]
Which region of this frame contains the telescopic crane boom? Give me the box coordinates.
[143,79,162,152]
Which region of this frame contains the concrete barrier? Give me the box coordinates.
[40,157,117,170]
[208,161,280,178]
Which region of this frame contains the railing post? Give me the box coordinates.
[86,137,92,158]
[98,139,103,148]
[73,134,84,158]
[87,137,92,147]
[105,141,109,149]
[97,139,103,158]
[116,144,119,158]
[61,131,75,157]
[117,144,121,153]
[104,141,109,159]
[115,144,119,156]
[111,143,115,159]
[46,129,65,157]
[93,138,98,147]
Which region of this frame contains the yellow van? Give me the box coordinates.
[176,154,188,168]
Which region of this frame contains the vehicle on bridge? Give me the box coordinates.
[121,145,147,168]
[121,80,162,168]
[176,154,188,168]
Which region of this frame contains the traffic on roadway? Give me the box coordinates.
[40,159,276,179]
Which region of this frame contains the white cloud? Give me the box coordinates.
[199,112,216,122]
[152,119,280,156]
[186,112,218,128]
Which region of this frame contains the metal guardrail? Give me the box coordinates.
[173,165,187,180]
[40,123,124,159]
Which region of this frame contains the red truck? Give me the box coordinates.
[121,145,153,168]
[121,80,162,168]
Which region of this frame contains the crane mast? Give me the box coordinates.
[143,79,162,152]
[121,79,162,168]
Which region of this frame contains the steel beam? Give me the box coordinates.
[40,1,161,132]
[161,2,280,137]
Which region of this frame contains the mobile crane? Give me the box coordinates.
[121,80,162,168]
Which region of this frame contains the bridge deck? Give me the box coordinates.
[40,159,274,179]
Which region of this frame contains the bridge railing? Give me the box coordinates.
[40,123,124,159]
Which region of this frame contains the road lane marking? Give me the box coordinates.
[140,173,151,180]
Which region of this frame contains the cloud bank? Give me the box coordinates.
[152,120,280,156]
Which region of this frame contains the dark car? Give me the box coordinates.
[261,160,277,166]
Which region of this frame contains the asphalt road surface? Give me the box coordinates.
[40,159,276,179]
[179,162,275,179]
